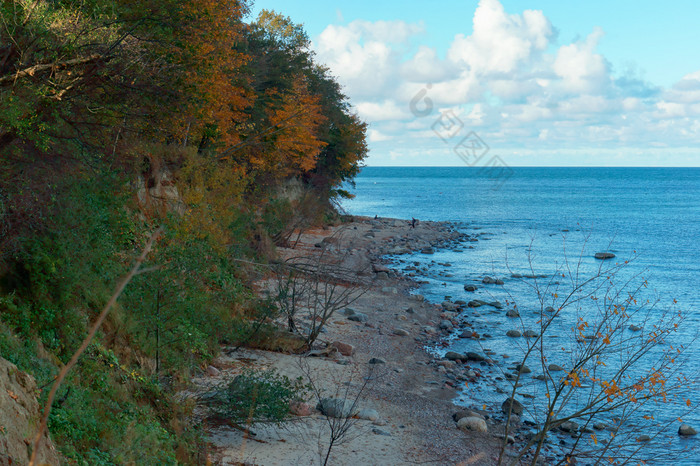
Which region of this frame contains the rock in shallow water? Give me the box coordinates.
[445,351,465,361]
[679,423,697,436]
[594,252,616,260]
[502,397,524,415]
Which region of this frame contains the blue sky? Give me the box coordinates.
[249,1,700,166]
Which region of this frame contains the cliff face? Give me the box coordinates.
[135,164,185,218]
[0,358,59,466]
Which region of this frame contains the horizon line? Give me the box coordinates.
[360,165,700,168]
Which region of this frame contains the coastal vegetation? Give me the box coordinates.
[493,246,697,464]
[0,1,366,462]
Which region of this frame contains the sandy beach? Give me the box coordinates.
[191,216,518,465]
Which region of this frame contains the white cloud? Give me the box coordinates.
[552,27,610,94]
[355,100,409,121]
[447,0,554,75]
[312,0,700,165]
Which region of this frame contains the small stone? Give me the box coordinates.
[357,409,379,421]
[372,427,392,436]
[369,357,386,365]
[593,422,606,430]
[393,328,409,336]
[372,263,391,273]
[457,416,488,433]
[290,401,312,416]
[439,320,453,330]
[331,341,355,357]
[464,285,478,292]
[548,364,565,372]
[506,309,520,318]
[523,329,539,338]
[629,324,642,332]
[206,365,221,376]
[637,435,651,442]
[506,330,522,338]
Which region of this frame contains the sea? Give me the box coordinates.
[341,166,700,463]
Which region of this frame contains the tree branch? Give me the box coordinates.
[0,54,107,86]
[28,228,162,466]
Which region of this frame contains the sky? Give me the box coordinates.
[248,0,700,166]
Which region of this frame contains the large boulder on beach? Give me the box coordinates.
[594,252,616,260]
[317,398,359,418]
[501,398,524,415]
[348,312,368,323]
[453,410,485,422]
[679,424,697,436]
[457,416,488,433]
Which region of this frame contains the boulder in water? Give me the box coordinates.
[594,252,616,260]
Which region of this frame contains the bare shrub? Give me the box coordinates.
[297,357,383,466]
[270,231,368,347]
[465,235,698,465]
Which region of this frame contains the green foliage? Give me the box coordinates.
[204,369,308,424]
[0,1,367,463]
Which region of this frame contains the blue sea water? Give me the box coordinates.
[342,166,700,462]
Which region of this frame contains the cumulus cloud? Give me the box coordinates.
[312,0,700,163]
[447,0,554,75]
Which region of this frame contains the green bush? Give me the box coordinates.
[203,369,308,424]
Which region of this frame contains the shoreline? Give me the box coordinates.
[197,216,514,465]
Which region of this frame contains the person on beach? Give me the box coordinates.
[411,217,417,228]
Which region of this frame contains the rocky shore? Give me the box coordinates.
[187,216,532,465]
